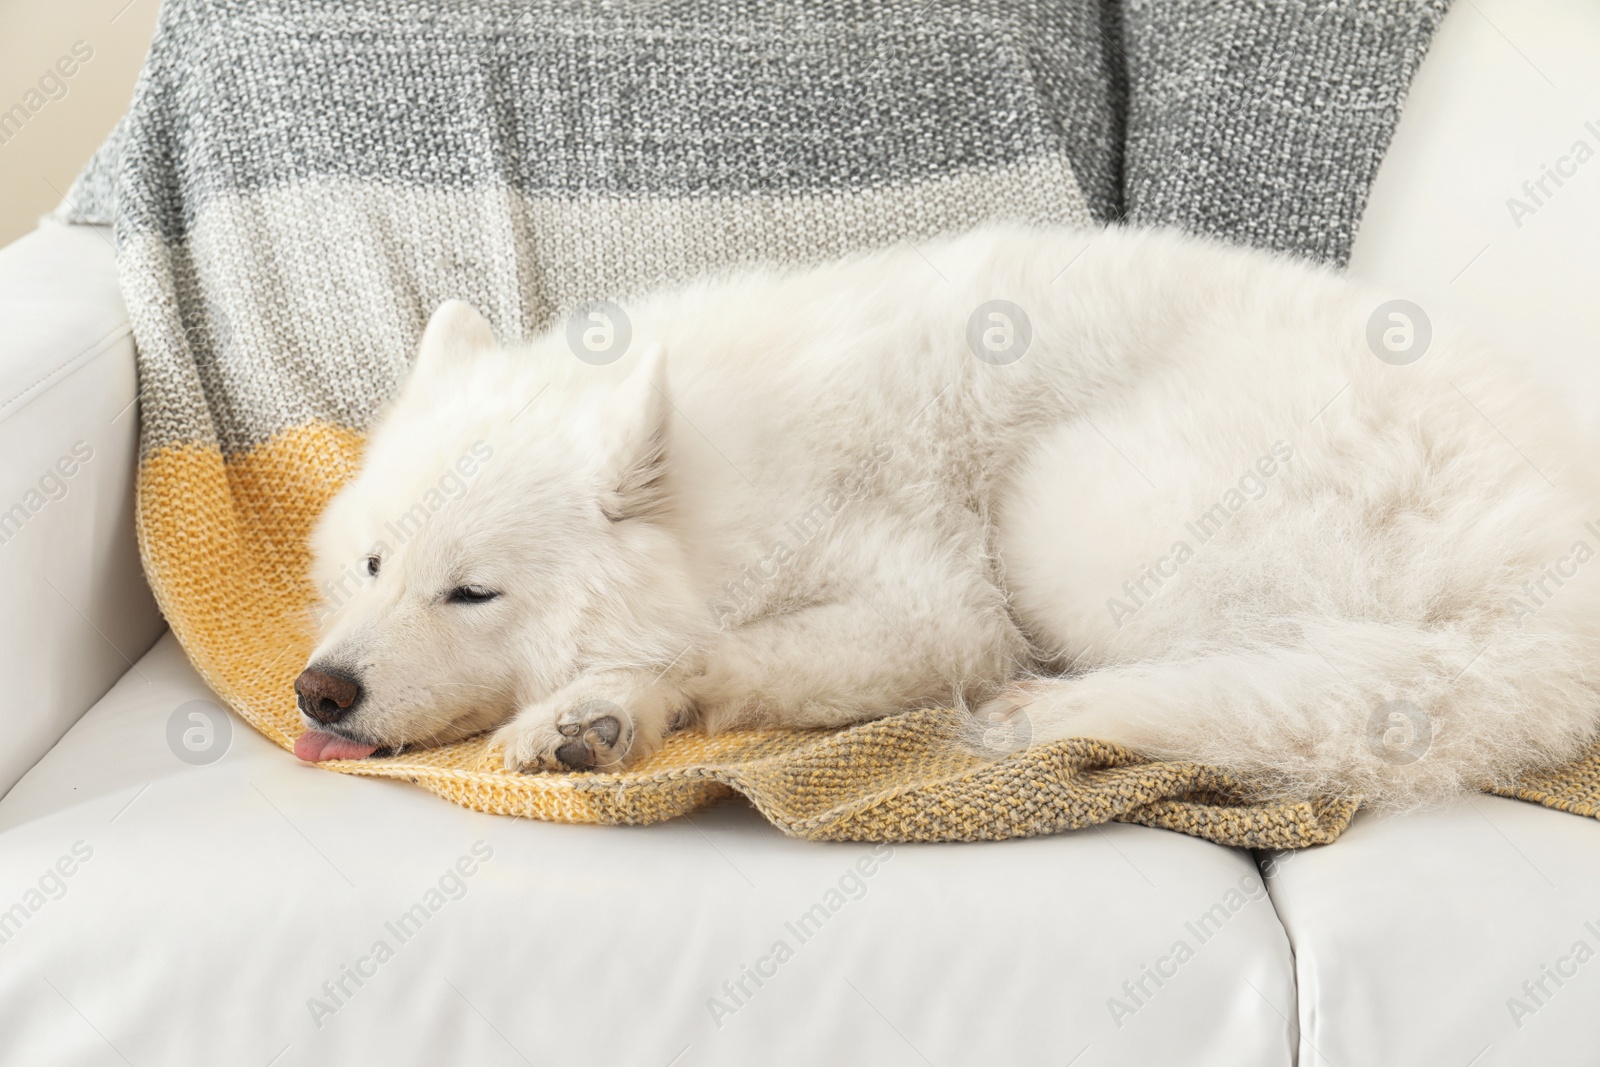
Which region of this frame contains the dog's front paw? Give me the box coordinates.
[494,697,631,773]
[551,697,633,770]
[494,673,681,773]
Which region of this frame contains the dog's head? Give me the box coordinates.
[293,301,682,760]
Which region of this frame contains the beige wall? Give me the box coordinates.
[0,0,160,249]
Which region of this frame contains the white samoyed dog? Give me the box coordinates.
[294,223,1600,809]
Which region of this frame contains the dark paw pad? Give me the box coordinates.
[553,701,628,771]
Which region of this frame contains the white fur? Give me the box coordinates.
[304,224,1600,807]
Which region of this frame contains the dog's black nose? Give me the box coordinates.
[295,667,362,724]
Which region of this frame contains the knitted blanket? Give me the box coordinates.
[69,0,1594,849]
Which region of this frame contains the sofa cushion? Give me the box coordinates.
[1264,798,1600,1066]
[0,634,1297,1066]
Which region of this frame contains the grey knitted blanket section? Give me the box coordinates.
[61,0,1450,460]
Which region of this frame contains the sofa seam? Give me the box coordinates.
[1255,847,1303,1067]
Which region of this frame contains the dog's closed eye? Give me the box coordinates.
[446,585,499,605]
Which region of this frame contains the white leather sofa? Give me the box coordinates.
[4,4,1600,1064]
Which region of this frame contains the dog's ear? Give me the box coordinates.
[600,342,670,522]
[406,301,497,393]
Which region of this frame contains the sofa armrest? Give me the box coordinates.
[0,219,164,796]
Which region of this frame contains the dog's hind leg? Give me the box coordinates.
[979,619,1600,808]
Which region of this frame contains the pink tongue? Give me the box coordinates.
[294,731,380,762]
